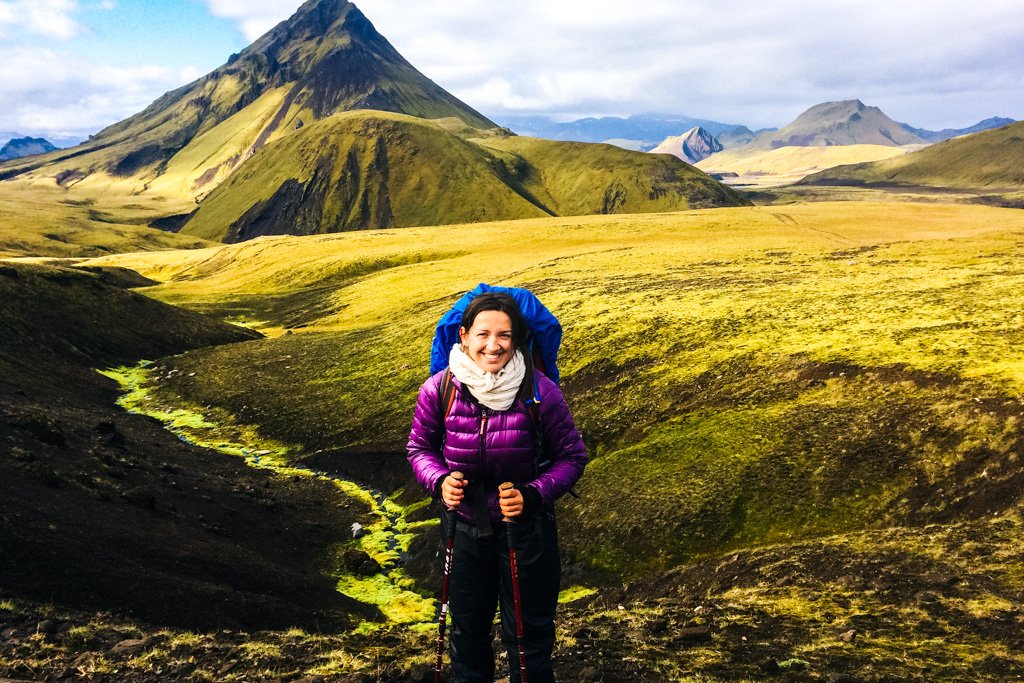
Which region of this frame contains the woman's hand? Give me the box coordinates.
[441,472,466,509]
[498,484,524,519]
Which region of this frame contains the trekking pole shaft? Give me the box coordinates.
[500,482,529,683]
[434,472,463,683]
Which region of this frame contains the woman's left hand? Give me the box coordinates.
[498,485,524,518]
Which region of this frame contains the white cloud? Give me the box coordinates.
[0,0,82,40]
[0,46,187,134]
[201,0,297,41]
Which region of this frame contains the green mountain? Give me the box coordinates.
[745,99,927,149]
[0,0,744,249]
[800,119,1024,192]
[182,110,748,242]
[0,0,493,194]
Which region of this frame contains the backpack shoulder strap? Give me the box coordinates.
[439,368,457,423]
[524,372,548,475]
[524,373,581,499]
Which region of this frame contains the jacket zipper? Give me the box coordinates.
[479,410,488,476]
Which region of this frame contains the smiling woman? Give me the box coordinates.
[408,290,588,682]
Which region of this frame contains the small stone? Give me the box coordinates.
[351,522,366,539]
[93,420,117,435]
[915,591,941,604]
[677,625,711,642]
[578,665,601,681]
[839,628,857,643]
[36,620,56,635]
[758,658,780,674]
[111,638,147,654]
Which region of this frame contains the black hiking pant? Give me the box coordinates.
[441,510,561,683]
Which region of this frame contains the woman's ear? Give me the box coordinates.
[458,326,468,345]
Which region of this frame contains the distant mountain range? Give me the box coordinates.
[494,113,759,151]
[500,103,1013,153]
[0,136,57,162]
[899,116,1015,143]
[683,101,1019,190]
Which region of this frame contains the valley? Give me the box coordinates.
[3,198,1021,681]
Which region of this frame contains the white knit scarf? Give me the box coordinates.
[448,343,526,411]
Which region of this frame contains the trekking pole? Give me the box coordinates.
[500,482,529,683]
[434,471,464,683]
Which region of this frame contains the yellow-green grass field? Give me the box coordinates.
[0,180,210,257]
[87,200,1024,582]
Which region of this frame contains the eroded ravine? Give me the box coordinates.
[98,361,438,629]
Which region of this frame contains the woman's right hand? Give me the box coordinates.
[441,472,466,509]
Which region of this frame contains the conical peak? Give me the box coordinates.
[240,0,400,68]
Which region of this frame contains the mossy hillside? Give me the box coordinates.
[180,110,748,242]
[180,111,547,242]
[89,201,1024,587]
[145,86,293,199]
[555,515,1024,681]
[801,120,1024,193]
[0,260,375,631]
[481,134,750,214]
[98,362,436,628]
[0,261,259,366]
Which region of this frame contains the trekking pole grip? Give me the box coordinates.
[499,481,515,523]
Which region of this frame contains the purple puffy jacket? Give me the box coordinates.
[407,370,587,524]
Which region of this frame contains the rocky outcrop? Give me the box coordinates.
[649,126,723,163]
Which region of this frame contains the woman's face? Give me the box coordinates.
[459,310,515,374]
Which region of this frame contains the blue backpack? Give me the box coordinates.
[430,283,562,384]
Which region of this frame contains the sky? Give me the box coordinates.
[1,0,1022,142]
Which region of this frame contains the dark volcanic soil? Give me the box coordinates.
[0,263,377,631]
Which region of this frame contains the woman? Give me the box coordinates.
[408,291,587,683]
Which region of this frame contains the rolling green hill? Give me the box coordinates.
[181,110,748,242]
[801,119,1024,196]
